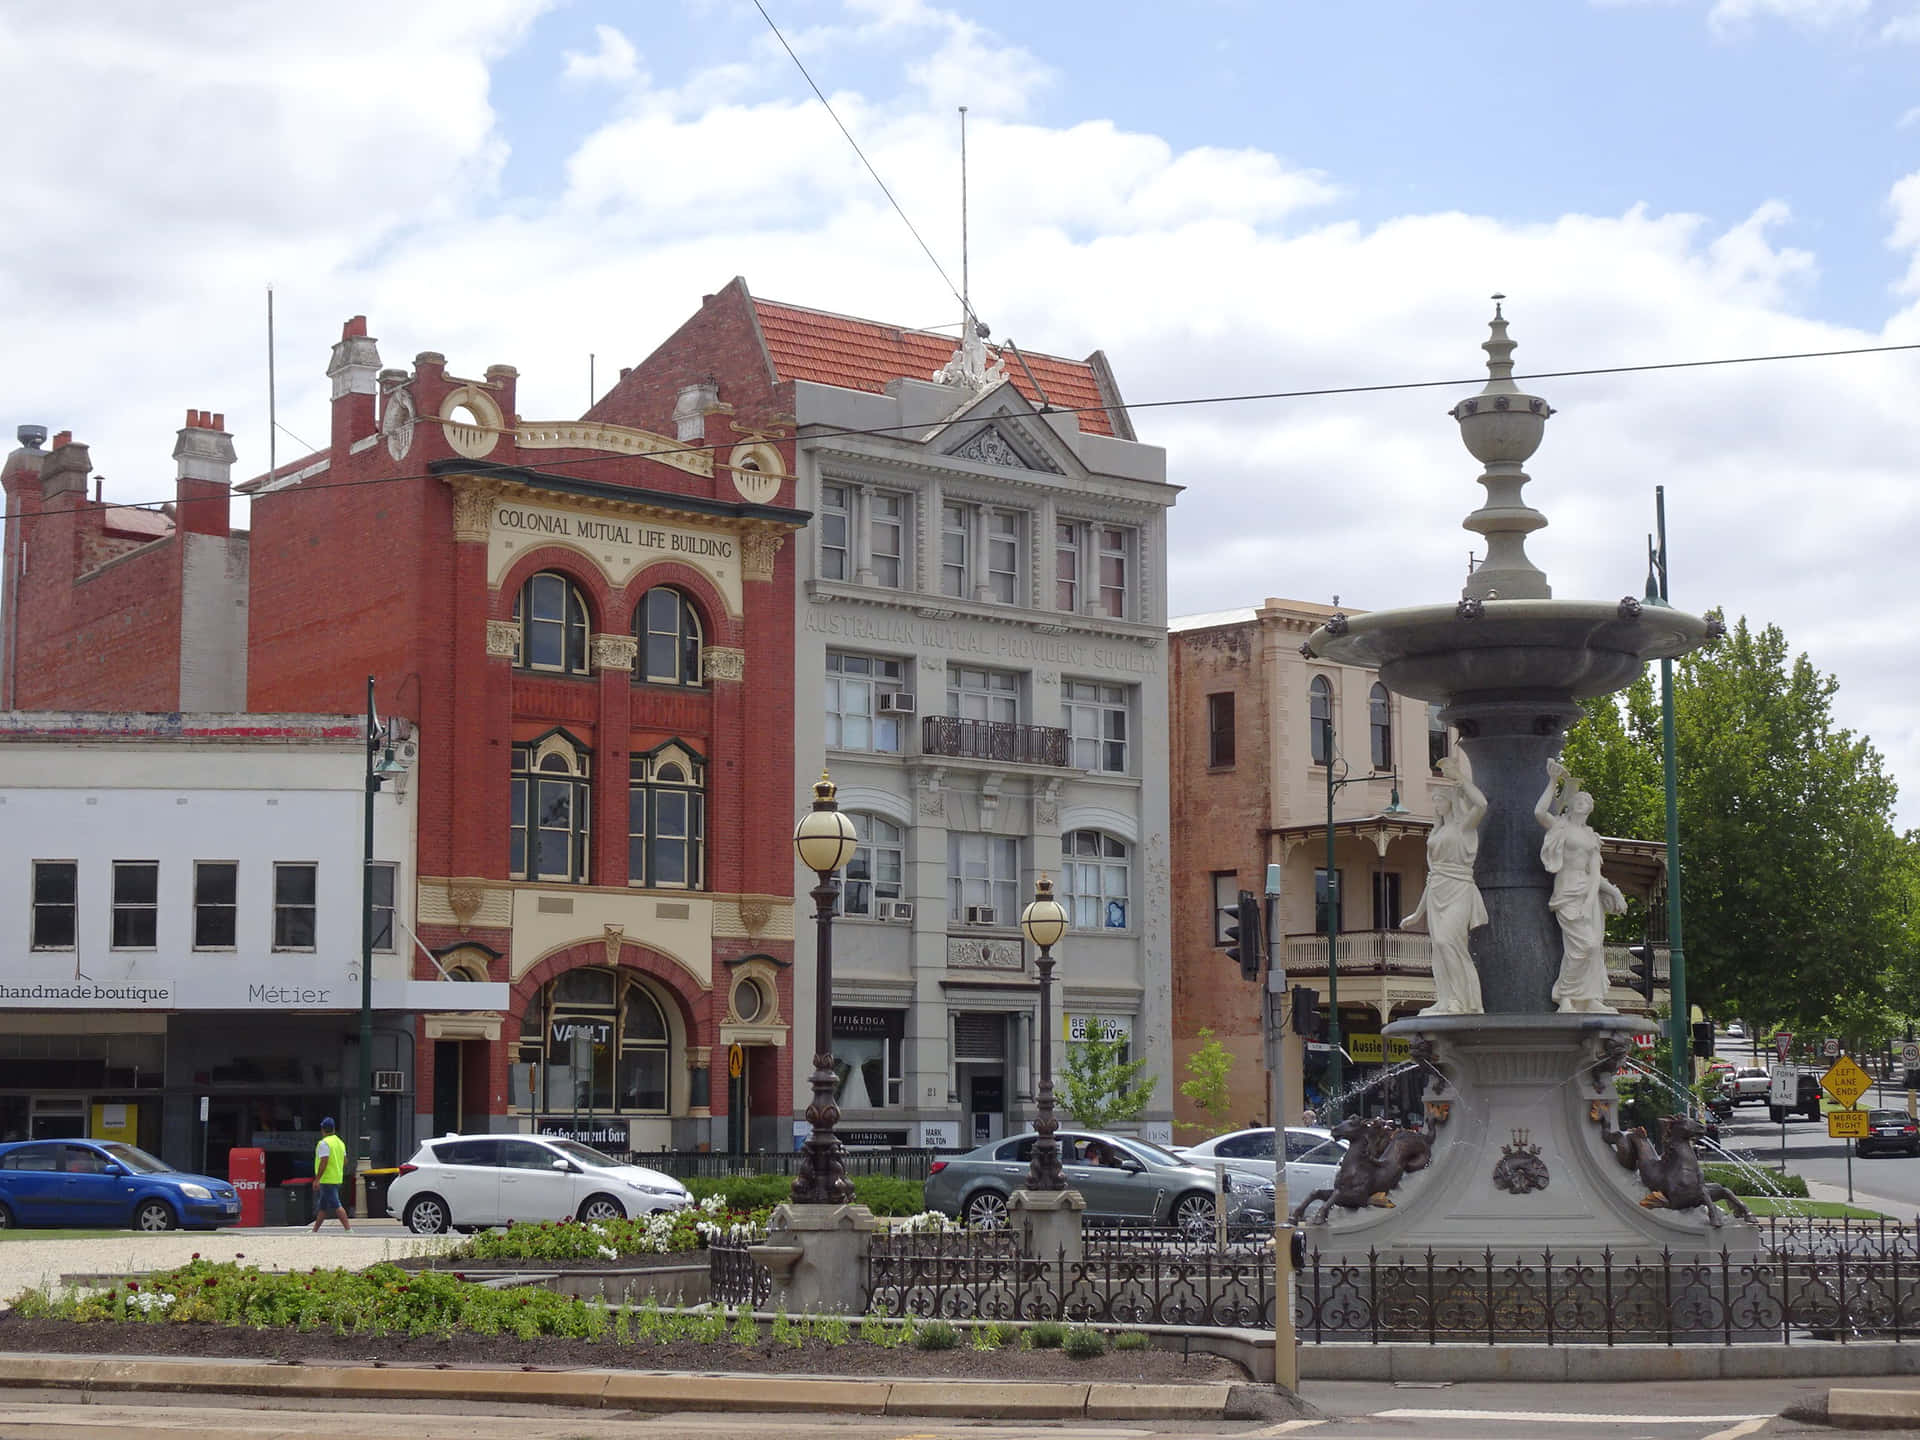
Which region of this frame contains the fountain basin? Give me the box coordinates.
[1311,599,1711,707]
[1298,1015,1759,1260]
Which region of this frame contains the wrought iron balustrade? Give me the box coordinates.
[921,715,1070,767]
[1284,930,1432,975]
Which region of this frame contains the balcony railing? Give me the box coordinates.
[921,715,1070,767]
[1284,930,1433,975]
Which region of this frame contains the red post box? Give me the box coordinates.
[228,1147,266,1228]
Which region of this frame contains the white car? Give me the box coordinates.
[388,1133,692,1234]
[1176,1126,1348,1204]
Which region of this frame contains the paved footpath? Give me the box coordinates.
[0,1377,1916,1439]
[0,1222,448,1304]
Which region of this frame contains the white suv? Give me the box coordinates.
[388,1134,692,1234]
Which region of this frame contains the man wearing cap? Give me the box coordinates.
[311,1117,351,1232]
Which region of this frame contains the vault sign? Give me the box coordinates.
[1822,1055,1873,1110]
[552,1019,612,1047]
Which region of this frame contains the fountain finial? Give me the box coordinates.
[1451,297,1556,602]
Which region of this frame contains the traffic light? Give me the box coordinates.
[1291,984,1321,1037]
[1222,889,1264,981]
[1627,943,1656,1002]
[1692,1022,1714,1058]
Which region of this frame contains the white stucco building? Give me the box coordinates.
[783,318,1179,1149]
[0,712,504,1181]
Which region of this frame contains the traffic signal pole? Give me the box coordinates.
[1263,863,1297,1393]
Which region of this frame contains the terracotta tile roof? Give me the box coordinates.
[752,299,1119,437]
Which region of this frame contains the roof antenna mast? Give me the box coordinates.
[959,104,972,337]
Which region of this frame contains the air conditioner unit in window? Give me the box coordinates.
[876,899,914,922]
[965,905,997,926]
[372,1070,406,1093]
[878,692,916,715]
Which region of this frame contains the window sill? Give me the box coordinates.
[29,946,76,953]
[191,947,239,954]
[513,667,597,683]
[825,745,905,760]
[632,680,709,694]
[109,947,159,954]
[271,948,318,955]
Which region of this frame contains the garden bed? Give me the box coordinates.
[0,1314,1242,1381]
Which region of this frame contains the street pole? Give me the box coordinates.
[1264,861,1297,1393]
[358,675,376,1192]
[1653,489,1691,1099]
[1322,715,1344,1099]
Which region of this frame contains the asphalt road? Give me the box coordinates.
[1708,1036,1920,1216]
[0,1378,1885,1440]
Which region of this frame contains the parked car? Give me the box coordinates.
[1857,1110,1920,1158]
[388,1134,693,1234]
[924,1130,1248,1232]
[1175,1126,1350,1204]
[1726,1021,1747,1040]
[0,1139,240,1232]
[1769,1071,1825,1124]
[1728,1067,1772,1105]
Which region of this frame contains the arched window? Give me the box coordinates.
[513,571,591,675]
[629,743,706,889]
[636,587,703,686]
[511,731,592,882]
[1062,830,1130,930]
[1309,675,1333,766]
[842,813,904,917]
[513,971,673,1116]
[1370,683,1393,771]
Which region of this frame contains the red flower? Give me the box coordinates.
[191,1252,200,1260]
[204,1279,218,1288]
[127,1282,139,1292]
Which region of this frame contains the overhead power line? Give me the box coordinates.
[4,338,1917,525]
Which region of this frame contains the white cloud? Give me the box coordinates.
[562,23,639,84]
[7,1,1920,822]
[1708,0,1868,32]
[1883,7,1920,39]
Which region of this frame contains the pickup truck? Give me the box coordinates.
[1768,1071,1824,1123]
[1728,1067,1772,1104]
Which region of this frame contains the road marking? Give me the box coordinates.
[1249,1422,1326,1436]
[1374,1410,1771,1425]
[1699,1420,1771,1440]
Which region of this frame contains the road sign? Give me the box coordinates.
[1902,1041,1919,1069]
[1822,1054,1873,1109]
[1829,1109,1870,1139]
[1775,1031,1793,1061]
[1824,1036,1841,1060]
[1770,1070,1798,1107]
[727,1043,744,1079]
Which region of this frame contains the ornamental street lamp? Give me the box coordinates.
[1019,876,1069,1191]
[792,771,859,1206]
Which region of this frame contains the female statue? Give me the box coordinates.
[1535,758,1626,1013]
[1401,749,1488,1015]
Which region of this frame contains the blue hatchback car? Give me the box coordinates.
[0,1139,240,1231]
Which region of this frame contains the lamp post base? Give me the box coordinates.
[1009,1187,1086,1263]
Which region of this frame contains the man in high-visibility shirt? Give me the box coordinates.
[311,1116,351,1233]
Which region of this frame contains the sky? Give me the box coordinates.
[3,0,1917,819]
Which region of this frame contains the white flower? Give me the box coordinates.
[596,1245,618,1261]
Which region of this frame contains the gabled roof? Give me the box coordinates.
[751,298,1125,438]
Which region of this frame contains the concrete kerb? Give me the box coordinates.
[1826,1387,1920,1429]
[0,1353,1257,1419]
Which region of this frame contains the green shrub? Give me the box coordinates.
[684,1175,794,1211]
[969,1323,1002,1351]
[1062,1326,1107,1359]
[1024,1320,1066,1349]
[851,1176,925,1216]
[1113,1331,1150,1352]
[1702,1164,1809,1198]
[914,1319,959,1350]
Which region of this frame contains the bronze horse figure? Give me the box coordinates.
[1601,1113,1752,1227]
[1289,1115,1434,1225]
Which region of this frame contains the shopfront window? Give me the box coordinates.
[517,969,675,1116]
[832,1008,904,1108]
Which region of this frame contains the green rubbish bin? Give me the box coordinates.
[283,1179,314,1227]
[362,1168,399,1219]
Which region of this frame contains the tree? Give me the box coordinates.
[1060,1035,1157,1130]
[1177,1029,1235,1136]
[1562,618,1908,1032]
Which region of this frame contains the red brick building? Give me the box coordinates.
[4,314,810,1157]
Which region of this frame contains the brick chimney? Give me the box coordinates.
[39,432,90,505]
[327,316,381,452]
[173,409,235,537]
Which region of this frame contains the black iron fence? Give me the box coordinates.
[610,1149,939,1180]
[711,1219,1920,1343]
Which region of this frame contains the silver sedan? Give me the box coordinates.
[1177,1125,1348,1205]
[923,1130,1250,1231]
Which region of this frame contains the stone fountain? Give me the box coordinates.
[1302,301,1753,1258]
